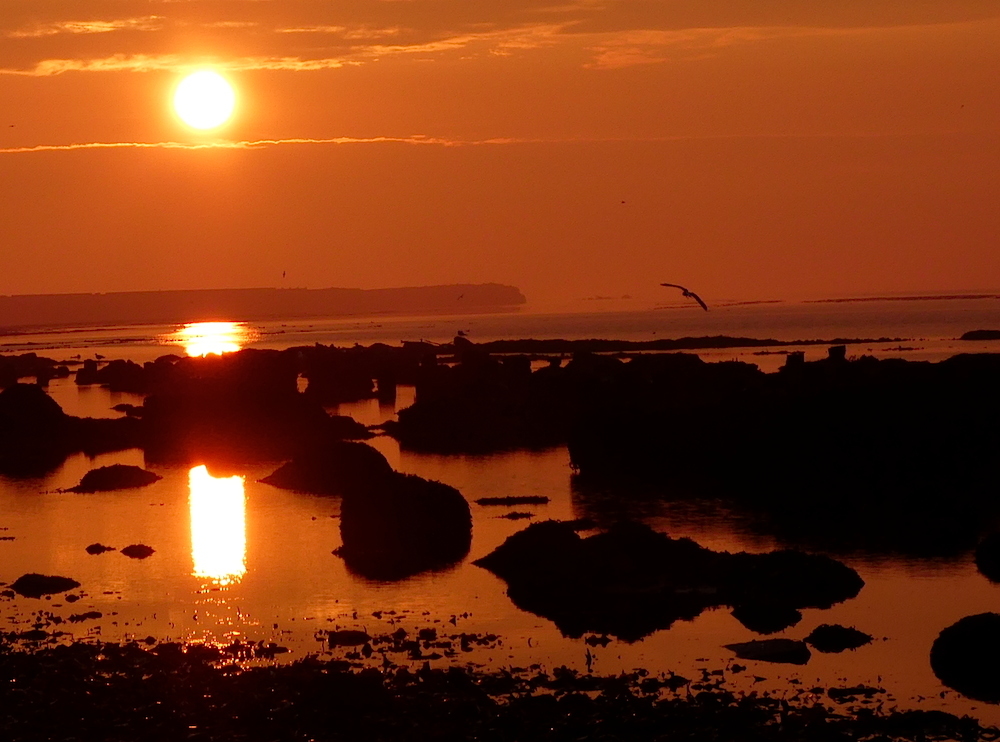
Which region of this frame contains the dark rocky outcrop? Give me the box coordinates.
[931,613,1000,702]
[724,639,812,665]
[337,474,472,581]
[260,441,394,494]
[805,624,873,653]
[120,544,155,560]
[475,520,863,641]
[263,442,472,581]
[85,543,116,555]
[66,465,162,493]
[11,573,81,598]
[0,383,142,477]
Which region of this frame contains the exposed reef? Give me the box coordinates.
[474,520,863,641]
[66,464,161,493]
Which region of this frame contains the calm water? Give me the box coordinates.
[2,297,1000,721]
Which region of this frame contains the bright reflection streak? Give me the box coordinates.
[165,321,255,357]
[189,465,247,585]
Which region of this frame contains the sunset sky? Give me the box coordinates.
[2,1,998,308]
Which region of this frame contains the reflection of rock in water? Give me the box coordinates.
[263,441,472,581]
[475,520,863,642]
[931,613,1000,703]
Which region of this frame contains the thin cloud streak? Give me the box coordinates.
[0,136,522,154]
[0,131,930,156]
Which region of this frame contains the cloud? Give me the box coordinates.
[1,54,350,76]
[7,16,164,39]
[0,1,997,76]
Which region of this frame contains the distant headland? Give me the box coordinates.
[0,284,526,331]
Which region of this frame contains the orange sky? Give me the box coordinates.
[1,1,998,308]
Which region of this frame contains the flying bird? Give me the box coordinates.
[660,283,709,311]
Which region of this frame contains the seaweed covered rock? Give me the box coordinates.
[475,520,863,641]
[260,441,394,495]
[931,613,1000,702]
[337,473,472,581]
[67,464,162,493]
[805,624,873,653]
[11,573,81,598]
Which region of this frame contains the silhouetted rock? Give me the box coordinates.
[66,465,162,493]
[974,534,1000,583]
[120,544,155,559]
[260,441,393,494]
[85,543,116,555]
[11,573,81,598]
[724,639,811,665]
[805,624,873,653]
[475,520,863,641]
[337,473,472,581]
[731,604,803,635]
[931,613,1000,702]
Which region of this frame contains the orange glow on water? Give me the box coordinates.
[189,465,247,585]
[166,321,255,357]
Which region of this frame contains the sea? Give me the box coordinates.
[1,295,999,721]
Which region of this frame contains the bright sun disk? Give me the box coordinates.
[173,70,236,130]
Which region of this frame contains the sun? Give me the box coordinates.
[173,70,236,130]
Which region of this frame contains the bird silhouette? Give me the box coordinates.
[660,283,709,311]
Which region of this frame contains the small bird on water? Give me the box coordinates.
[660,283,709,311]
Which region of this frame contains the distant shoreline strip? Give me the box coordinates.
[807,294,999,304]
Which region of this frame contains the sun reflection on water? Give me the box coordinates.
[165,321,256,357]
[189,465,247,586]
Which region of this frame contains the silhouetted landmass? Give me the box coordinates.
[961,329,1000,340]
[0,283,526,331]
[475,520,863,641]
[566,350,1000,557]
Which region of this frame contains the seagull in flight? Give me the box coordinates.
[660,283,709,311]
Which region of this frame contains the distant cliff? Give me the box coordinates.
[0,284,526,331]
